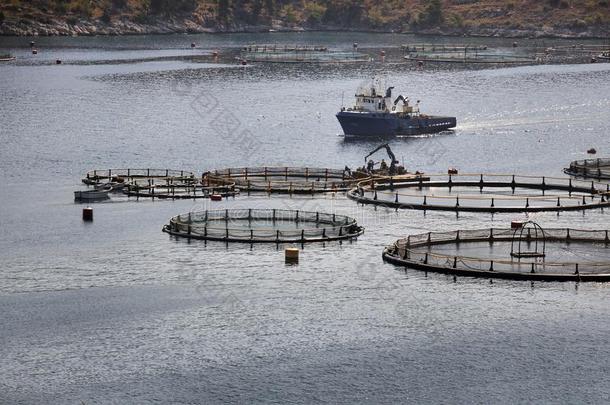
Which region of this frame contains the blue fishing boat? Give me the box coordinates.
[336,80,456,137]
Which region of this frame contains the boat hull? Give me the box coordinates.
[74,190,110,201]
[336,111,456,137]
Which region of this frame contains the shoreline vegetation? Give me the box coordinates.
[1,0,609,39]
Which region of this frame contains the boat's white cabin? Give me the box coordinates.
[348,84,419,115]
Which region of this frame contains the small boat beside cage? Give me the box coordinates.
[74,189,110,202]
[595,51,610,62]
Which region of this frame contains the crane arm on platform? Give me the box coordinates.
[364,143,400,165]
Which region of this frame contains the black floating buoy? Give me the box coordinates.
[587,148,597,154]
[56,59,62,65]
[511,220,524,229]
[191,42,196,48]
[82,207,93,221]
[32,49,38,55]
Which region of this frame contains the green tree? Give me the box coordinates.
[264,0,275,18]
[323,0,364,26]
[251,0,263,23]
[423,0,442,26]
[112,0,128,10]
[304,2,326,25]
[217,0,231,23]
[150,0,197,15]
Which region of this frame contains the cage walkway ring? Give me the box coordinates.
[564,158,610,180]
[348,173,610,213]
[163,209,365,243]
[383,227,610,282]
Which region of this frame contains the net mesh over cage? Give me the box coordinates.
[348,173,610,213]
[564,158,610,180]
[241,45,370,63]
[82,169,237,199]
[383,228,610,282]
[163,209,365,243]
[83,169,196,185]
[205,167,367,194]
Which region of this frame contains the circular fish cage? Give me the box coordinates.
[82,168,237,199]
[404,53,538,65]
[124,176,236,199]
[162,209,364,243]
[402,43,489,53]
[564,158,610,180]
[83,168,196,185]
[205,167,366,194]
[347,173,610,213]
[383,226,610,282]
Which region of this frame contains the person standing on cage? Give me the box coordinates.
[367,159,375,173]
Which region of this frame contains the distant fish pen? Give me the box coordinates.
[240,44,370,63]
[83,168,196,185]
[545,44,610,54]
[82,168,236,199]
[124,177,236,199]
[205,167,366,194]
[402,43,488,53]
[347,173,610,212]
[383,224,610,282]
[564,158,610,180]
[163,209,364,243]
[405,52,537,65]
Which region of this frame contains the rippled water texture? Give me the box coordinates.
[1,33,609,403]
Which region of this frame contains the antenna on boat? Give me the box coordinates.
[341,91,344,109]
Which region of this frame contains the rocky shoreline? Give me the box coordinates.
[1,17,608,39]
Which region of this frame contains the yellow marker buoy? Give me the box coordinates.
[285,247,299,264]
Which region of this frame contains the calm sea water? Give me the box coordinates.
[1,32,610,404]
